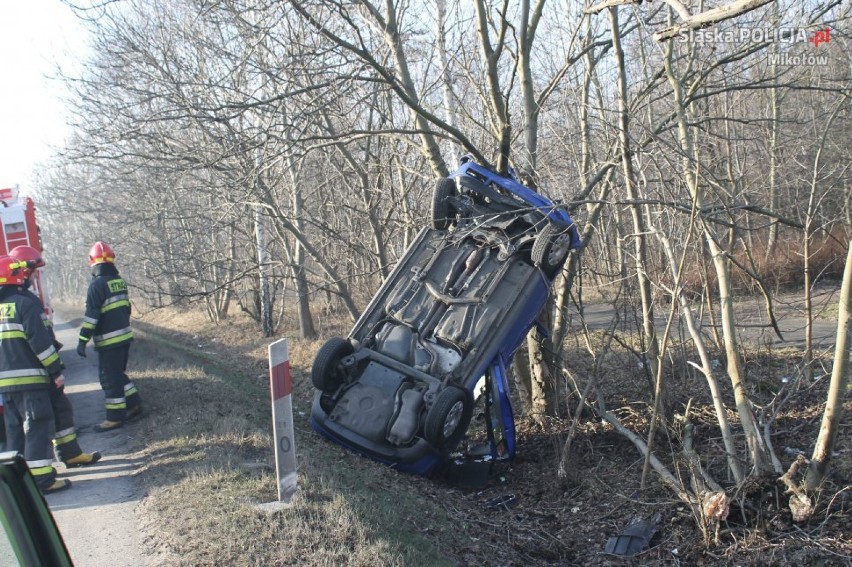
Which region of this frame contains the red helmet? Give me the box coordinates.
[9,245,45,278]
[89,241,116,266]
[0,255,27,286]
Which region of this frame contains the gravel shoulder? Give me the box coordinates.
[44,314,147,567]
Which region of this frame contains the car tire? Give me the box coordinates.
[311,337,354,392]
[431,178,456,230]
[424,386,472,451]
[531,222,573,278]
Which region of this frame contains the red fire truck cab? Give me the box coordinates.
[0,185,52,319]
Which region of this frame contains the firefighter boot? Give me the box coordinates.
[65,451,102,467]
[94,420,124,433]
[42,478,72,494]
[127,406,144,420]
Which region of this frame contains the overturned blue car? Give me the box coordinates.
[310,157,581,475]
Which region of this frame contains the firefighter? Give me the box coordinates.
[0,255,71,493]
[10,245,102,466]
[76,241,143,432]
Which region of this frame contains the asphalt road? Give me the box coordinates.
[573,284,840,351]
[43,315,146,567]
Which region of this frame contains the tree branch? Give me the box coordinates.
[654,0,776,41]
[585,0,777,43]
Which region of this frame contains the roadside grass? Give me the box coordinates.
[126,311,465,566]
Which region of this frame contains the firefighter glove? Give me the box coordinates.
[76,342,87,358]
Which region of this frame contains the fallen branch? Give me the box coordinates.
[597,395,693,505]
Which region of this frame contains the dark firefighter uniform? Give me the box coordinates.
[8,243,101,466]
[20,287,98,465]
[78,261,141,426]
[0,278,64,491]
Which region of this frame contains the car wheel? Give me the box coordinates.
[424,386,472,451]
[431,178,456,230]
[311,337,354,392]
[531,223,573,278]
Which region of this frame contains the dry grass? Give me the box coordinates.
[125,308,464,566]
[677,226,849,295]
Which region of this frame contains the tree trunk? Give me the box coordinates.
[663,33,771,475]
[765,36,780,259]
[608,6,664,489]
[285,153,317,340]
[255,204,273,337]
[805,243,852,491]
[436,0,460,169]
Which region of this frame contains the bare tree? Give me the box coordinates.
[805,243,851,492]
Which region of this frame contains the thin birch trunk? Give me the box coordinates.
[663,25,770,475]
[608,8,662,458]
[805,244,852,491]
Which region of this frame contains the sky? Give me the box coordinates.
[0,1,89,190]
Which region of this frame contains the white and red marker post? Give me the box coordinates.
[268,338,297,504]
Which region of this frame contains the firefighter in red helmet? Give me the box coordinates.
[10,245,102,467]
[0,255,71,493]
[77,242,143,432]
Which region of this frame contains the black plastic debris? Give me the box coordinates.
[446,459,492,490]
[604,513,661,557]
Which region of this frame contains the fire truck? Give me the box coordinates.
[0,185,52,319]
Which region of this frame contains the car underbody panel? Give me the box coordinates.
[311,227,549,473]
[310,158,581,475]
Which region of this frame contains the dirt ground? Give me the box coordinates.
[46,290,851,566]
[45,312,147,567]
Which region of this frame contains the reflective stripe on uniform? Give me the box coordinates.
[97,333,133,347]
[36,345,59,367]
[94,327,132,341]
[0,322,25,332]
[0,368,48,379]
[41,353,59,367]
[55,426,76,438]
[53,428,77,445]
[0,330,26,340]
[101,294,130,313]
[124,382,138,396]
[105,397,126,410]
[28,459,55,478]
[93,327,133,347]
[0,375,51,387]
[0,367,50,388]
[29,467,54,479]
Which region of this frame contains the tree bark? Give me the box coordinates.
[663,30,771,475]
[805,244,852,492]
